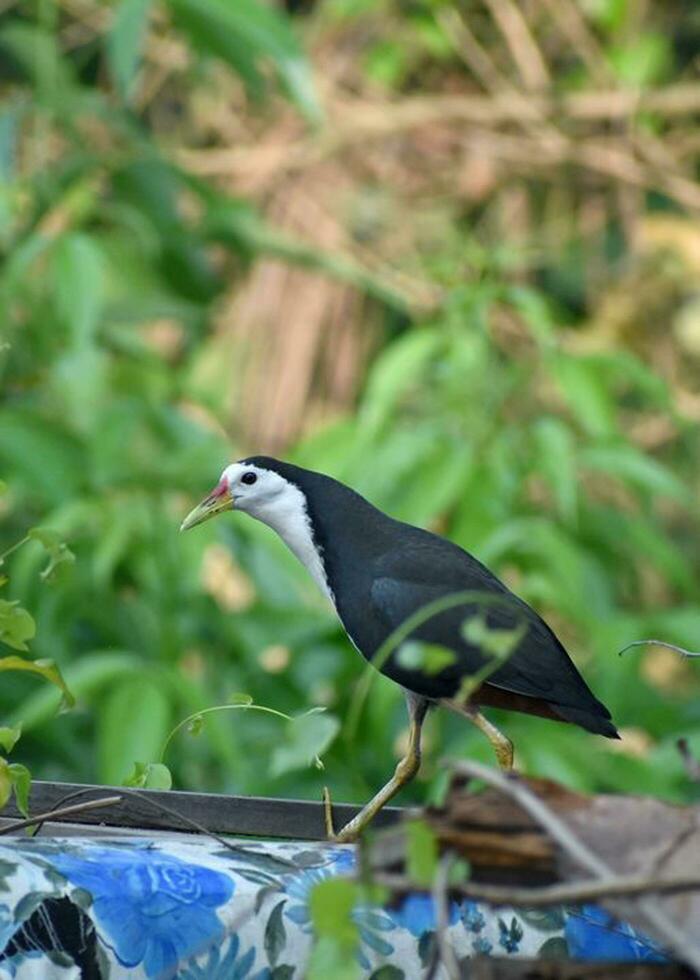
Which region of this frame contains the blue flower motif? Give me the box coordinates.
[460,901,485,934]
[565,906,668,963]
[498,916,523,953]
[50,845,234,978]
[388,893,459,938]
[283,848,354,929]
[177,934,270,980]
[472,935,493,955]
[282,848,395,968]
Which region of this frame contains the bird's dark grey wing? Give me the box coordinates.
[368,539,614,732]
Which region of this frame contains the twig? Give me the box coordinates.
[482,0,550,91]
[0,795,123,835]
[445,760,700,972]
[41,786,245,853]
[433,852,460,980]
[373,870,700,907]
[619,639,700,658]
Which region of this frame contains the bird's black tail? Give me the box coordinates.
[553,703,620,739]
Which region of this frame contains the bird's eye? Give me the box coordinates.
[241,472,257,486]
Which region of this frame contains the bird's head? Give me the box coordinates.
[180,459,299,532]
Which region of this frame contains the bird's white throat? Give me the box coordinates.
[243,481,334,603]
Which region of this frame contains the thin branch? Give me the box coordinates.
[482,0,551,91]
[374,870,700,907]
[433,852,460,980]
[0,795,123,835]
[445,760,700,972]
[618,640,700,659]
[41,786,244,853]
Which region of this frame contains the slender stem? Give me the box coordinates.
[160,703,325,768]
[619,639,700,659]
[433,853,460,980]
[0,536,29,566]
[374,870,700,906]
[0,795,122,835]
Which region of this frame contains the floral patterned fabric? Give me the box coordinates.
[0,835,668,978]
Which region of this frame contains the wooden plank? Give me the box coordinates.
[0,781,406,840]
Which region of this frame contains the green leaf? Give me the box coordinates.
[0,480,6,495]
[270,711,340,777]
[553,355,616,438]
[609,34,671,87]
[579,445,689,503]
[28,527,75,581]
[396,641,456,676]
[533,417,577,521]
[27,527,61,550]
[123,761,172,790]
[447,857,471,886]
[169,0,321,122]
[405,819,438,887]
[307,937,360,980]
[107,0,152,102]
[6,651,145,731]
[53,234,105,348]
[0,759,11,809]
[187,714,204,735]
[461,614,526,660]
[8,763,30,816]
[361,330,441,435]
[0,23,76,104]
[309,878,359,949]
[0,724,21,754]
[0,656,74,707]
[228,693,253,705]
[97,676,171,784]
[0,603,36,651]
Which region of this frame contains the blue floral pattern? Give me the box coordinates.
[49,845,233,977]
[0,837,671,978]
[565,905,668,962]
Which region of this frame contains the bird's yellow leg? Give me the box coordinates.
[466,709,514,770]
[443,699,514,770]
[329,695,429,843]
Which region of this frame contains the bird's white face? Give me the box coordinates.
[180,461,299,530]
[220,462,296,520]
[180,461,333,600]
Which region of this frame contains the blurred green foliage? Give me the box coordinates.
[1,0,700,813]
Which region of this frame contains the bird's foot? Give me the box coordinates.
[322,787,361,843]
[331,824,359,844]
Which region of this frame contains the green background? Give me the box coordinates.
[2,0,700,809]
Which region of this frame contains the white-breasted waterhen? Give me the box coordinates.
[182,457,618,841]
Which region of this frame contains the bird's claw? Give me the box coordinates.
[323,786,359,843]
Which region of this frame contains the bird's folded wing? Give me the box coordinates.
[369,543,603,710]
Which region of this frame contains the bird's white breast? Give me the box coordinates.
[246,481,335,605]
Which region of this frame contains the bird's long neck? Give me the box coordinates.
[251,483,335,603]
[292,474,400,605]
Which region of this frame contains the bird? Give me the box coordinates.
[181,457,618,841]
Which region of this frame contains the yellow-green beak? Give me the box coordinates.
[180,480,233,531]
